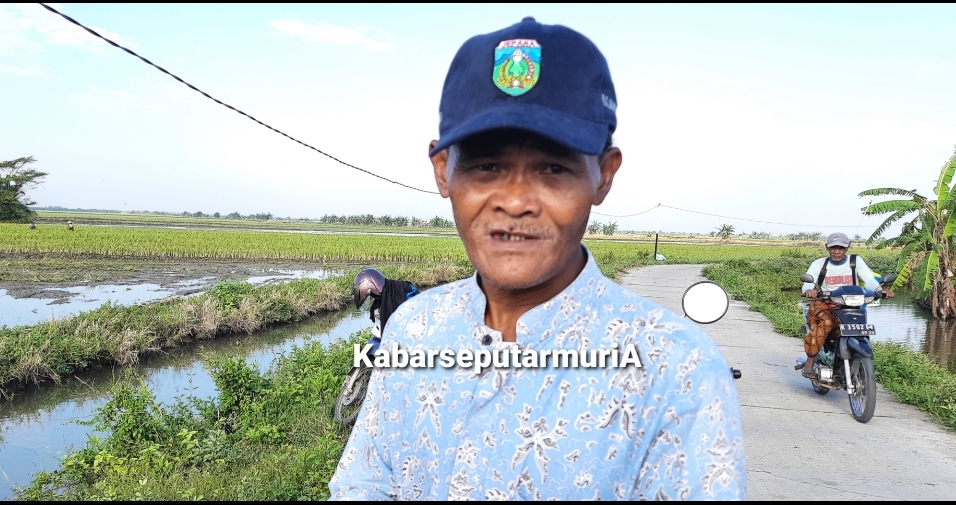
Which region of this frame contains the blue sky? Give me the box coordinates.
[2,3,954,236]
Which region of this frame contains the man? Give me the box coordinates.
[800,232,893,377]
[329,17,746,500]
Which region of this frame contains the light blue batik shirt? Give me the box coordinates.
[329,248,746,500]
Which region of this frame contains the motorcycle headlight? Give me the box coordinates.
[837,294,865,307]
[864,295,875,305]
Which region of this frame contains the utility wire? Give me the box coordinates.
[659,204,861,228]
[594,202,866,228]
[591,203,659,218]
[39,3,439,195]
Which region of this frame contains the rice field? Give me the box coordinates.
[1,225,468,262]
[1,223,890,265]
[31,211,460,235]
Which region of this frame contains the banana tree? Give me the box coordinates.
[715,223,735,241]
[859,150,956,318]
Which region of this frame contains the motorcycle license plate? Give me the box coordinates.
[840,323,875,336]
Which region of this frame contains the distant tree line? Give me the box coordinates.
[783,231,825,241]
[32,205,123,213]
[318,214,455,228]
[587,220,619,236]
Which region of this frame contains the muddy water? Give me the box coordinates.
[0,268,336,328]
[0,307,368,499]
[868,297,956,373]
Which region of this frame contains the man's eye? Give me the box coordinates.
[476,163,497,172]
[545,165,570,174]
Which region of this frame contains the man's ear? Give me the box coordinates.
[430,140,451,198]
[593,147,622,205]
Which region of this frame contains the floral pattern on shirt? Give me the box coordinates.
[329,248,746,500]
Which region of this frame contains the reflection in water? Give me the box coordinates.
[0,308,368,499]
[922,318,956,373]
[868,298,956,373]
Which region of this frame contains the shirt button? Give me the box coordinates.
[481,334,493,345]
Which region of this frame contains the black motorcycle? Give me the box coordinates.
[796,273,896,423]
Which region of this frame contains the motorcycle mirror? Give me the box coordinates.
[799,274,815,283]
[881,273,898,285]
[681,281,730,324]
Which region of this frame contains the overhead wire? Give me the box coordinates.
[595,203,868,229]
[658,204,863,228]
[33,4,890,228]
[38,3,439,195]
[591,203,659,218]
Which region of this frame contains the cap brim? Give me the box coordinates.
[827,241,850,248]
[429,103,609,157]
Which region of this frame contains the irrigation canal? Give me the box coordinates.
[0,268,954,498]
[0,307,367,499]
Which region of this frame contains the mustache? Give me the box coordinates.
[481,222,554,239]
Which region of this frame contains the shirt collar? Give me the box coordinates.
[828,256,848,266]
[464,245,604,346]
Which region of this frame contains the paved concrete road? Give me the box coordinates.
[620,264,956,500]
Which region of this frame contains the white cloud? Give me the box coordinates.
[0,3,137,56]
[268,19,394,51]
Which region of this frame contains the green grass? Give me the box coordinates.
[0,262,472,399]
[872,341,956,430]
[18,332,363,500]
[32,210,461,235]
[704,255,956,431]
[12,244,933,499]
[0,228,899,398]
[2,221,851,266]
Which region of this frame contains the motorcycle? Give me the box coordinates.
[334,269,419,425]
[795,273,897,423]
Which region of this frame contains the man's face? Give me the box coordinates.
[828,246,847,263]
[431,130,622,291]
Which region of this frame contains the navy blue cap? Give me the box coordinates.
[430,17,617,157]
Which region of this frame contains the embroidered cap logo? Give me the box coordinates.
[493,39,541,96]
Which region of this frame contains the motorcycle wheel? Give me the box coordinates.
[334,365,373,426]
[848,355,877,423]
[811,380,830,396]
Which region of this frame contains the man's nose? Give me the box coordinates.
[491,172,541,217]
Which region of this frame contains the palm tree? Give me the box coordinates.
[859,150,956,318]
[715,223,735,241]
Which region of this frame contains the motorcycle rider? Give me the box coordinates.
[352,268,419,330]
[801,232,893,378]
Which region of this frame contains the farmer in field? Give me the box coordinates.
[330,17,746,500]
[801,232,893,377]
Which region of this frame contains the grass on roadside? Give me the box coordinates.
[872,341,956,429]
[704,254,956,431]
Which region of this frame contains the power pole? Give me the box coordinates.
[653,203,661,260]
